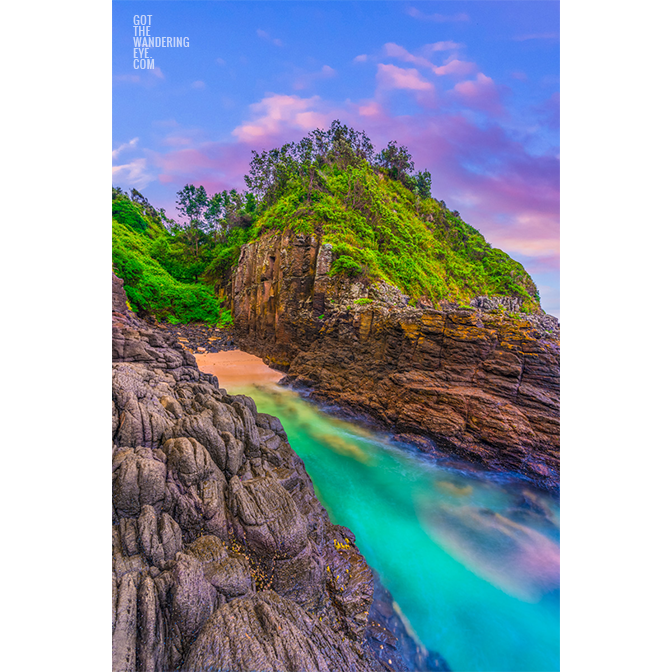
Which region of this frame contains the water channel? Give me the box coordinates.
[196,351,560,672]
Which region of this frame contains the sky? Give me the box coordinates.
[113,0,560,317]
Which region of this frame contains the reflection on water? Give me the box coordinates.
[421,504,560,603]
[227,381,559,672]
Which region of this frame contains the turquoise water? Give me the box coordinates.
[232,382,559,672]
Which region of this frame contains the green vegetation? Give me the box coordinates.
[243,120,540,310]
[112,190,226,323]
[112,120,540,324]
[217,309,234,327]
[353,298,374,306]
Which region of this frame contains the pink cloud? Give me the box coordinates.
[433,59,478,77]
[153,148,219,176]
[150,143,257,210]
[454,72,495,97]
[155,121,207,149]
[446,162,559,263]
[295,110,328,128]
[358,101,383,117]
[376,64,434,91]
[232,94,329,144]
[453,73,502,114]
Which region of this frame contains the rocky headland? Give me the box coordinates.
[231,232,560,492]
[112,273,447,672]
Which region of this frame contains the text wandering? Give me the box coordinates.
[132,15,190,70]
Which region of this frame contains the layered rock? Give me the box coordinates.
[112,273,447,672]
[232,231,560,491]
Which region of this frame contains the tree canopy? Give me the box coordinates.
[244,120,432,209]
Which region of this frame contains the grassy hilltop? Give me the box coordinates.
[112,121,540,324]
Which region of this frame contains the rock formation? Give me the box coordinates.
[112,273,447,672]
[232,232,560,491]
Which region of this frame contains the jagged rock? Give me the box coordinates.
[113,446,167,517]
[470,295,523,312]
[136,574,166,672]
[231,232,560,491]
[182,591,382,672]
[228,474,309,560]
[186,535,254,599]
[112,573,138,672]
[111,273,446,671]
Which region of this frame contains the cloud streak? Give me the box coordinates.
[433,59,477,77]
[383,42,434,70]
[112,137,139,160]
[377,63,434,91]
[112,157,153,189]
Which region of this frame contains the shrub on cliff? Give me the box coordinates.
[330,254,362,277]
[112,197,221,323]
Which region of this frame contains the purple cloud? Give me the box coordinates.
[452,73,503,115]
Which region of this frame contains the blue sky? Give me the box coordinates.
[113,1,559,315]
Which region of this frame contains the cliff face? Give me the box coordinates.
[232,232,560,491]
[112,274,446,672]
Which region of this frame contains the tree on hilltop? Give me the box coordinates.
[175,184,209,259]
[242,121,433,209]
[375,140,415,182]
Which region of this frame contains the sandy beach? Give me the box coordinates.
[194,349,283,391]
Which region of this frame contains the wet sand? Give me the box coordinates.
[194,349,283,391]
